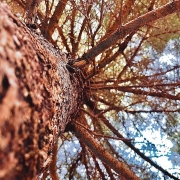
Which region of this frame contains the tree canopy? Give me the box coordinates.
[3,0,180,179]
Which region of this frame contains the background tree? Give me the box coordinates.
[1,0,180,179]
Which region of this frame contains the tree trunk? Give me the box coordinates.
[0,2,82,179]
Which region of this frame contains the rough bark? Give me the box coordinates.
[0,2,82,179]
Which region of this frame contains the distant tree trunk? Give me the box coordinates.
[0,2,82,179]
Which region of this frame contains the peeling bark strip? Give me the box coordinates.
[0,2,80,179]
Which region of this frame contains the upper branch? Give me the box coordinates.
[81,0,180,62]
[88,84,180,101]
[46,0,68,40]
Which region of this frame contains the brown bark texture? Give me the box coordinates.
[0,2,81,179]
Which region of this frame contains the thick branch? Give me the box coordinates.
[46,0,68,40]
[81,0,180,61]
[74,123,140,180]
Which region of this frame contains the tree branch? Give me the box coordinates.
[101,117,180,180]
[46,0,68,40]
[88,84,180,100]
[85,99,179,180]
[74,122,139,180]
[81,0,180,62]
